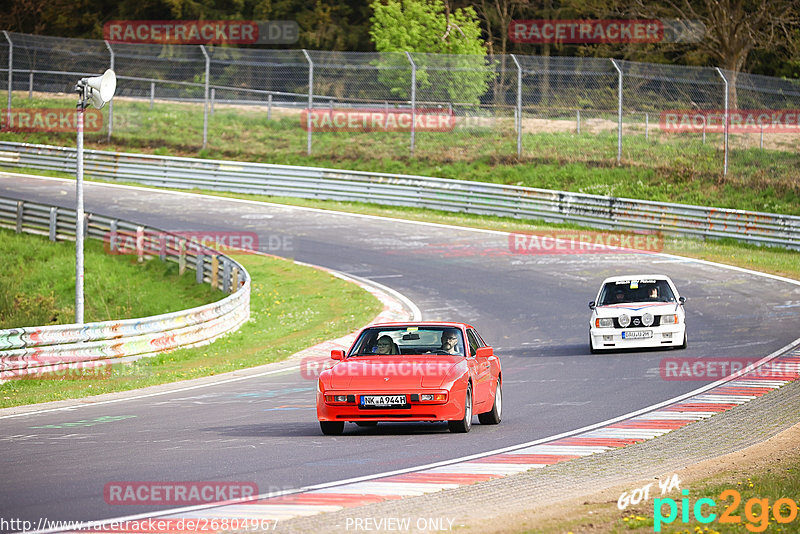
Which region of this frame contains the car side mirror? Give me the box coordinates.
[331,349,345,360]
[679,296,686,305]
[589,301,596,310]
[475,347,493,358]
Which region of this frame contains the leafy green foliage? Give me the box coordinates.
[369,0,495,105]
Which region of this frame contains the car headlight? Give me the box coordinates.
[595,317,614,328]
[618,314,631,328]
[642,312,654,327]
[661,314,678,325]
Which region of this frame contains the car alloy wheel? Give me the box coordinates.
[448,384,473,433]
[478,379,502,425]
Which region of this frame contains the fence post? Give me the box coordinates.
[267,93,272,120]
[104,40,115,142]
[110,220,118,252]
[211,255,219,289]
[150,81,155,109]
[136,226,144,263]
[28,71,33,100]
[715,67,729,176]
[196,254,205,284]
[49,207,57,241]
[610,59,622,164]
[577,109,581,134]
[302,49,313,156]
[3,31,12,117]
[222,258,231,293]
[15,200,23,233]
[179,238,186,275]
[159,232,166,261]
[510,54,522,158]
[405,51,416,156]
[200,45,210,150]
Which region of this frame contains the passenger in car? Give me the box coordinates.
[376,335,399,355]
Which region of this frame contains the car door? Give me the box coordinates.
[467,328,492,409]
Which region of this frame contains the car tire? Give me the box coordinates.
[589,333,598,354]
[355,422,378,427]
[320,421,344,435]
[478,379,502,425]
[679,333,688,350]
[448,384,473,433]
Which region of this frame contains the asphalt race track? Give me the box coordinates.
[2,174,800,528]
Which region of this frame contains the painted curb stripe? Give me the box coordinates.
[378,473,501,484]
[471,454,581,465]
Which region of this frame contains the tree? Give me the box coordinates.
[369,0,495,105]
[629,0,800,107]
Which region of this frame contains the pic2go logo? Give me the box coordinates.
[654,489,799,532]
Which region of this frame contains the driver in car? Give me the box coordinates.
[436,329,461,355]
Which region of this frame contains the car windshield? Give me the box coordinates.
[598,279,676,305]
[349,326,466,357]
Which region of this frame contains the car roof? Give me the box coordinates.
[365,321,474,329]
[600,274,673,284]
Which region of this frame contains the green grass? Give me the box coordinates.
[0,228,219,328]
[2,93,799,215]
[0,232,382,407]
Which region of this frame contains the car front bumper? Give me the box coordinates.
[316,389,464,422]
[590,324,686,350]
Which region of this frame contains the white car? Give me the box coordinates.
[589,275,686,353]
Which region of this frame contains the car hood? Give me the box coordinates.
[594,302,680,317]
[328,355,463,389]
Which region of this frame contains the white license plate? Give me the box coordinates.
[361,395,406,406]
[622,330,652,339]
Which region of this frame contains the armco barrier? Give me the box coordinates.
[0,196,250,380]
[1,141,798,250]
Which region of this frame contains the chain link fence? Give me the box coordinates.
[2,31,800,174]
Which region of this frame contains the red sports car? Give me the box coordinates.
[316,322,502,435]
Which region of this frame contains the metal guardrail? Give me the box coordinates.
[1,141,799,250]
[0,195,250,379]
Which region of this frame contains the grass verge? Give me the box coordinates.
[1,94,799,215]
[0,234,382,408]
[0,228,219,328]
